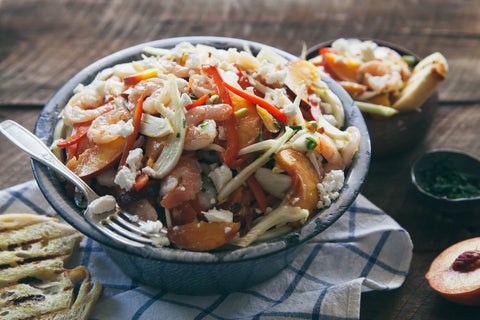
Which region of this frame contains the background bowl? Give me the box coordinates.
[411,150,480,211]
[306,39,438,158]
[32,36,371,294]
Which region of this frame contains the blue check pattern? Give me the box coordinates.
[0,181,413,320]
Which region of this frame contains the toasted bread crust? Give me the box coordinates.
[393,52,448,111]
[0,213,102,320]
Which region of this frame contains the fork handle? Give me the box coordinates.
[0,120,99,203]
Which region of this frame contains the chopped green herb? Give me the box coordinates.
[199,122,209,129]
[176,132,180,138]
[182,118,186,128]
[189,93,198,100]
[257,128,263,142]
[289,125,302,130]
[402,55,417,68]
[305,137,317,150]
[418,162,480,199]
[358,72,365,84]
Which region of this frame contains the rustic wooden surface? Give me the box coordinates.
[1,0,479,318]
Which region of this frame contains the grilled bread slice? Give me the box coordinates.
[0,266,103,320]
[0,213,103,320]
[393,52,448,112]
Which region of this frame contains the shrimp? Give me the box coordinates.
[128,78,169,114]
[184,103,233,150]
[159,59,192,78]
[357,60,404,94]
[188,74,216,98]
[340,127,361,168]
[87,105,131,144]
[63,90,114,124]
[315,133,345,171]
[160,156,203,209]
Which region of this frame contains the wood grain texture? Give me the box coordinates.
[0,0,479,105]
[0,0,480,319]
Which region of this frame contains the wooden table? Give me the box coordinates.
[1,0,479,318]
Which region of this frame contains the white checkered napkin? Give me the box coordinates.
[0,181,413,320]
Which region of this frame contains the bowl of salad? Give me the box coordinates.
[306,38,448,157]
[32,36,370,294]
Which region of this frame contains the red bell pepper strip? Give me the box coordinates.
[201,64,239,166]
[118,94,144,169]
[185,91,218,111]
[56,124,90,148]
[133,171,149,191]
[222,81,289,124]
[246,175,268,213]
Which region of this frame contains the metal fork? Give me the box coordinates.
[0,120,165,248]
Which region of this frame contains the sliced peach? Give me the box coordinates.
[339,81,368,99]
[123,69,158,86]
[366,93,391,107]
[322,51,361,83]
[274,149,320,215]
[167,221,241,251]
[66,137,126,178]
[231,95,262,149]
[426,237,480,305]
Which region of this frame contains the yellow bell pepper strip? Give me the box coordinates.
[118,93,144,169]
[56,124,90,148]
[123,69,158,86]
[201,64,239,167]
[222,81,289,124]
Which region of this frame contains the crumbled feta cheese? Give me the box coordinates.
[126,148,143,171]
[111,118,134,138]
[224,227,232,234]
[202,208,234,223]
[114,166,137,191]
[88,195,116,215]
[138,220,164,234]
[317,170,345,208]
[114,148,144,191]
[180,93,192,107]
[208,164,233,192]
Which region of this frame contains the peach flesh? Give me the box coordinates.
[425,237,480,305]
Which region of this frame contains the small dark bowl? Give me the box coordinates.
[32,36,370,294]
[411,150,480,210]
[306,39,438,158]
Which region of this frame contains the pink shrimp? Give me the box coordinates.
[160,156,203,209]
[357,60,404,94]
[87,105,131,144]
[63,91,114,124]
[184,103,233,150]
[315,133,345,171]
[127,78,168,114]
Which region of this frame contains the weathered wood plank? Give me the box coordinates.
[0,0,479,105]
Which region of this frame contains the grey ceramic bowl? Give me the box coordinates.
[32,36,371,294]
[411,150,480,210]
[306,39,438,158]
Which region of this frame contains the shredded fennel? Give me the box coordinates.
[217,127,295,203]
[229,204,309,247]
[148,74,186,178]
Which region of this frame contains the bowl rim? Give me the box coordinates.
[32,36,371,264]
[305,38,421,61]
[411,149,480,203]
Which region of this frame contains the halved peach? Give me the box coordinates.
[425,237,480,305]
[66,137,126,178]
[167,221,241,251]
[274,149,320,214]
